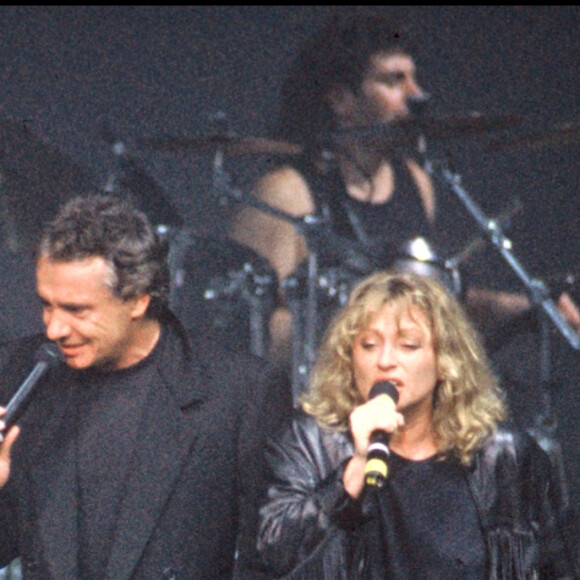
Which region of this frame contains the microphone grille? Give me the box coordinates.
[34,342,64,368]
[369,381,399,404]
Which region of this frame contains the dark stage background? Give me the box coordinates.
[0,6,579,506]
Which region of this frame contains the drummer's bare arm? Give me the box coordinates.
[557,291,580,334]
[464,287,580,336]
[230,166,313,280]
[229,165,315,365]
[406,159,436,223]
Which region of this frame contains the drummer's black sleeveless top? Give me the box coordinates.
[294,155,436,250]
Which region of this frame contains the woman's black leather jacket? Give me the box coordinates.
[257,412,575,579]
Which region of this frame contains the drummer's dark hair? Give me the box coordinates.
[37,194,170,319]
[274,10,416,145]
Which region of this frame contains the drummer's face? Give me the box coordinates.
[352,302,438,418]
[335,52,425,126]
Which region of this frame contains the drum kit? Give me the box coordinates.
[133,112,580,400]
[1,113,579,394]
[141,113,574,511]
[136,115,516,380]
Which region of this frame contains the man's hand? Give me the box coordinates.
[0,408,20,489]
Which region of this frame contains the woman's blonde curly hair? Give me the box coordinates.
[301,270,507,465]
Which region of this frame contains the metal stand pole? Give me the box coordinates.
[428,157,577,511]
[426,158,580,351]
[213,165,370,402]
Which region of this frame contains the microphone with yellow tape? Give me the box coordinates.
[363,381,399,488]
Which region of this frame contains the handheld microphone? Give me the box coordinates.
[0,342,64,441]
[364,381,399,488]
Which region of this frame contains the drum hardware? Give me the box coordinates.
[212,166,372,400]
[203,261,276,359]
[143,116,395,391]
[138,119,301,362]
[170,113,553,403]
[171,234,278,359]
[203,262,274,301]
[101,127,183,229]
[165,226,202,311]
[317,267,358,305]
[284,259,365,399]
[393,237,463,299]
[201,148,377,399]
[287,216,379,402]
[426,151,579,513]
[101,125,128,193]
[200,121,534,400]
[191,124,304,209]
[444,196,524,284]
[426,156,580,352]
[102,127,191,313]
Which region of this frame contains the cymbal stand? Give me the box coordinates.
[427,156,577,509]
[426,157,580,352]
[212,160,339,401]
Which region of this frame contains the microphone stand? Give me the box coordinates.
[425,156,580,352]
[426,154,577,509]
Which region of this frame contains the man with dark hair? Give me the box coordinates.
[0,194,290,579]
[229,10,580,391]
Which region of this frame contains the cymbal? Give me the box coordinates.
[100,126,186,228]
[486,120,580,152]
[396,113,523,139]
[110,154,184,229]
[0,118,98,253]
[332,113,523,145]
[139,133,303,156]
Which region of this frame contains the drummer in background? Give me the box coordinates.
[228,10,580,371]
